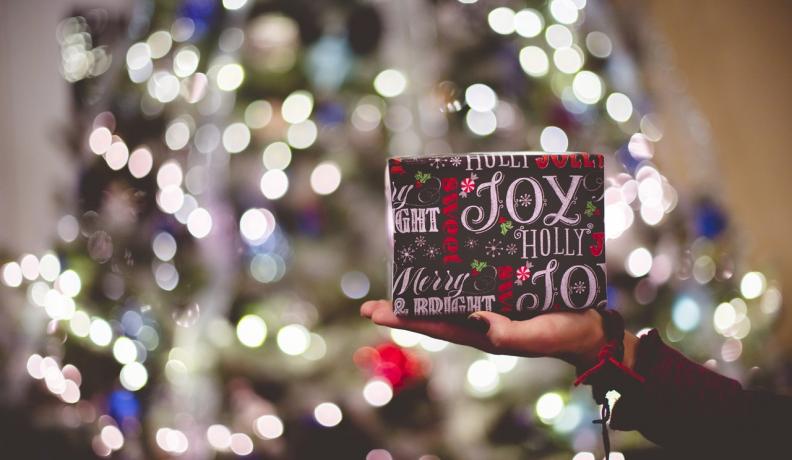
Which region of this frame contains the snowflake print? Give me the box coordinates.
[465,238,478,249]
[429,157,446,169]
[398,247,415,263]
[517,193,533,207]
[484,239,503,258]
[505,243,518,255]
[449,156,463,167]
[570,280,586,295]
[415,235,427,247]
[425,246,441,259]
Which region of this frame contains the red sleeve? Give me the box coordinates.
[608,329,792,457]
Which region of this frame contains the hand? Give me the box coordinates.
[361,300,637,371]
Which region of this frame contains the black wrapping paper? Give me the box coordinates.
[386,152,606,319]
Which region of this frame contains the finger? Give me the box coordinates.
[360,299,389,318]
[469,311,551,357]
[369,303,493,350]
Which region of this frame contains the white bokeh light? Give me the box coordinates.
[1,262,23,287]
[466,359,500,396]
[152,232,177,261]
[20,254,39,280]
[157,161,184,189]
[120,362,148,391]
[101,425,125,451]
[89,318,113,346]
[310,161,342,195]
[229,433,254,456]
[57,270,81,297]
[572,71,603,104]
[514,9,543,38]
[553,47,583,74]
[488,7,515,35]
[314,402,343,427]
[545,24,573,49]
[740,271,766,299]
[262,142,292,170]
[128,147,153,178]
[606,93,634,122]
[465,83,497,112]
[286,120,318,149]
[281,90,314,124]
[157,186,185,214]
[113,337,138,364]
[207,424,231,451]
[89,127,112,155]
[222,122,251,153]
[549,0,579,25]
[105,141,129,171]
[165,120,191,150]
[536,392,564,421]
[245,100,273,129]
[363,378,393,407]
[216,63,244,91]
[465,109,497,136]
[236,314,267,348]
[373,69,407,98]
[626,247,653,277]
[540,126,569,152]
[187,207,213,239]
[239,208,273,243]
[254,415,284,439]
[519,46,549,77]
[260,169,289,200]
[277,324,310,356]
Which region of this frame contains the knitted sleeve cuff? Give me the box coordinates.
[609,329,745,447]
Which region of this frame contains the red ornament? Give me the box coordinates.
[354,343,425,391]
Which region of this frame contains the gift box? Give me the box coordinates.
[386,152,606,319]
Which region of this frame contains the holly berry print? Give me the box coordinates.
[388,152,606,319]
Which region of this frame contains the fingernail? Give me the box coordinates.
[467,313,489,333]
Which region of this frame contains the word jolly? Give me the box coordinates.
[461,171,582,233]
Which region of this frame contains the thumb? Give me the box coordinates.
[467,311,513,348]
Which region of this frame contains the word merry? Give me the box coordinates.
[394,207,440,233]
[411,295,496,315]
[519,227,587,259]
[392,266,470,298]
[461,171,582,233]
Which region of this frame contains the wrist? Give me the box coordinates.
[621,331,638,372]
[574,309,637,373]
[572,309,608,370]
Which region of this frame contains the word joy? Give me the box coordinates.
[461,171,583,233]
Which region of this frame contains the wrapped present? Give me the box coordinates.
[386,152,606,319]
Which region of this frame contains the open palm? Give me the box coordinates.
[361,299,608,369]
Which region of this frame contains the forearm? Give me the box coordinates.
[608,330,792,457]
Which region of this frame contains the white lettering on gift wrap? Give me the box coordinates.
[394,207,440,233]
[411,295,497,315]
[460,171,582,234]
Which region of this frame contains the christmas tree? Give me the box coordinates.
[0,0,782,458]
